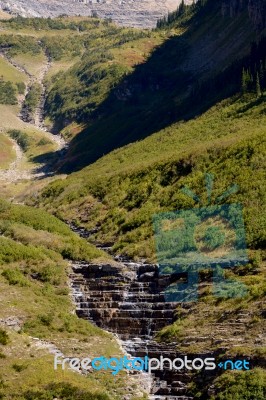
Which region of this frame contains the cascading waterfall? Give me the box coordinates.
[68,226,194,399]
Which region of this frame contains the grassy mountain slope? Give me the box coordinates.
[0,14,162,180]
[0,18,150,396]
[0,134,15,169]
[34,92,266,397]
[1,3,265,399]
[0,15,156,200]
[0,25,58,186]
[42,0,265,171]
[0,199,145,399]
[36,94,266,259]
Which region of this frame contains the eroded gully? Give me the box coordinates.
[0,50,66,182]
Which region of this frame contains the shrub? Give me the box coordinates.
[0,329,8,346]
[0,80,17,105]
[37,138,51,146]
[2,268,29,287]
[211,368,266,400]
[24,83,42,115]
[16,82,26,95]
[37,313,54,327]
[0,34,41,56]
[12,363,28,373]
[8,130,31,151]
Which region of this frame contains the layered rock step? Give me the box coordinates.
[70,261,177,340]
[69,260,196,399]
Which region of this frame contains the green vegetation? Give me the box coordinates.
[0,79,17,104]
[0,134,16,169]
[0,34,41,56]
[1,3,266,398]
[8,129,30,151]
[46,50,128,121]
[41,0,263,170]
[35,92,266,381]
[209,369,266,400]
[0,199,136,399]
[0,329,8,346]
[0,53,25,123]
[0,56,26,84]
[24,83,42,116]
[42,26,154,123]
[17,382,110,400]
[36,94,266,259]
[37,137,52,146]
[16,81,26,95]
[3,16,107,31]
[0,199,105,262]
[42,35,84,61]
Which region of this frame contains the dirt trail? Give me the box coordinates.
[0,137,31,181]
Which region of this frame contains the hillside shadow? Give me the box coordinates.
[58,1,255,173]
[30,147,67,177]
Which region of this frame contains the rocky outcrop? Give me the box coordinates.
[70,261,176,339]
[69,250,265,399]
[70,259,195,399]
[0,0,188,28]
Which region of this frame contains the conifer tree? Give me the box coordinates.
[256,72,262,98]
[241,68,248,94]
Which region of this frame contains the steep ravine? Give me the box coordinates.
[0,51,66,181]
[0,49,65,149]
[19,52,66,150]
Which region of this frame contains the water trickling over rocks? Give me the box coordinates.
[69,248,195,399]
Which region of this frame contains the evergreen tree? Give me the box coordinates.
[256,72,262,98]
[179,0,186,15]
[259,60,264,87]
[241,68,248,94]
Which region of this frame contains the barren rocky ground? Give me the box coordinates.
[0,0,193,28]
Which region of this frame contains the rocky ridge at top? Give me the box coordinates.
[0,0,193,28]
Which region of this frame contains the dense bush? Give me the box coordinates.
[210,369,266,400]
[24,83,42,115]
[46,52,128,123]
[0,329,8,346]
[41,36,84,61]
[2,267,29,286]
[0,80,17,104]
[8,129,30,151]
[16,81,26,95]
[0,34,41,56]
